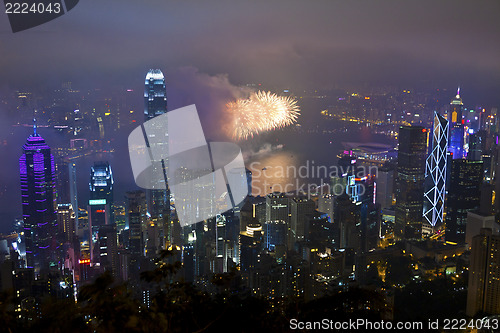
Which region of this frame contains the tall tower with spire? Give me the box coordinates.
[449,87,465,159]
[450,87,463,125]
[19,120,57,274]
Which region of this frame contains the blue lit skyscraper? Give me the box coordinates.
[423,112,448,235]
[19,122,57,273]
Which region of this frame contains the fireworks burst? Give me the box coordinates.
[226,91,300,140]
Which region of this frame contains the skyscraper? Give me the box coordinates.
[423,112,448,234]
[395,126,427,240]
[88,161,114,262]
[56,203,76,243]
[88,162,113,227]
[144,69,170,251]
[89,161,113,204]
[266,193,291,249]
[126,191,147,256]
[266,193,290,223]
[449,88,465,159]
[98,224,119,278]
[335,194,361,250]
[290,197,316,246]
[468,131,486,162]
[445,159,483,244]
[264,220,287,251]
[125,190,147,281]
[55,160,70,204]
[144,69,167,120]
[375,165,394,209]
[68,162,78,225]
[19,123,57,273]
[318,194,335,223]
[214,214,229,273]
[466,228,500,317]
[239,224,263,272]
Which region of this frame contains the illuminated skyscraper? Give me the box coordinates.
[88,161,114,261]
[264,220,287,251]
[19,122,57,273]
[449,88,463,126]
[90,161,113,204]
[239,224,263,272]
[68,162,78,224]
[214,214,229,273]
[144,69,170,251]
[56,203,76,243]
[266,193,291,248]
[266,193,289,223]
[468,130,487,162]
[449,88,465,159]
[126,190,147,257]
[88,162,113,227]
[423,112,448,234]
[395,126,427,240]
[98,224,119,278]
[318,194,335,223]
[144,69,167,120]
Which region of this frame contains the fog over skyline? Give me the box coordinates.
[0,0,499,231]
[0,1,499,104]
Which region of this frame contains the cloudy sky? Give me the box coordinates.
[0,0,499,102]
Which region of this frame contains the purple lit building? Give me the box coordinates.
[19,123,57,274]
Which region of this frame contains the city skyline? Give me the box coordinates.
[0,67,499,331]
[0,82,496,233]
[1,1,500,330]
[0,1,499,106]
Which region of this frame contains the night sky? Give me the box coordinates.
[0,1,499,103]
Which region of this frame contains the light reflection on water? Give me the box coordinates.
[245,149,336,197]
[246,150,303,196]
[243,125,395,197]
